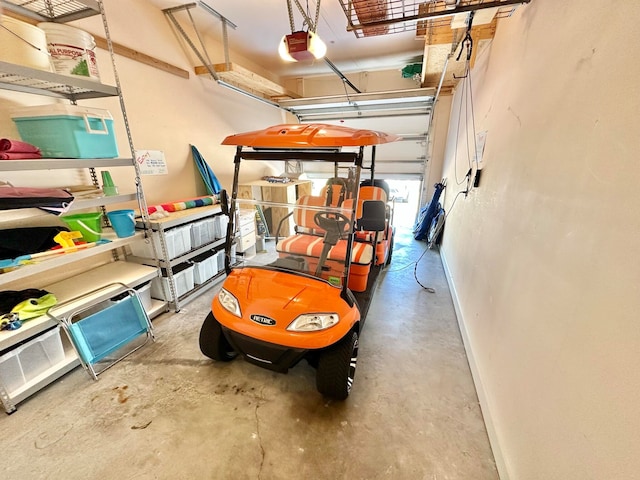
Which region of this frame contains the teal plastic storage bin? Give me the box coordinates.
[10,104,118,158]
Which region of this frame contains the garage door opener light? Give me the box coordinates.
[279,30,327,62]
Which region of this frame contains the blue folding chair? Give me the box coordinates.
[48,283,155,380]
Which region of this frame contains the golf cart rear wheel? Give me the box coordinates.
[316,331,359,400]
[199,311,237,361]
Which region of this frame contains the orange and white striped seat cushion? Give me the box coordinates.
[294,195,353,236]
[327,239,372,264]
[345,186,387,219]
[276,235,373,265]
[293,195,325,234]
[359,185,387,202]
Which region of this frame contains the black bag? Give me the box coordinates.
[0,226,69,259]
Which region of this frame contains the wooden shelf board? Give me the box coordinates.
[195,63,300,101]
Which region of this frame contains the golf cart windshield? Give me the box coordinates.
[232,167,360,288]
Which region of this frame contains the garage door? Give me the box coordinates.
[279,88,434,180]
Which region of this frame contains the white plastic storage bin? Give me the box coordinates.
[215,250,225,271]
[150,263,195,301]
[136,282,153,312]
[190,218,216,248]
[129,226,192,260]
[0,327,65,394]
[214,245,236,270]
[192,251,220,285]
[0,349,24,393]
[214,215,229,239]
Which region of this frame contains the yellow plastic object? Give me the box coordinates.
[54,230,83,248]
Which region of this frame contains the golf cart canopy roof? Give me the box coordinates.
[221,123,400,148]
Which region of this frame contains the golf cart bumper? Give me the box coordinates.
[221,327,309,373]
[213,267,361,349]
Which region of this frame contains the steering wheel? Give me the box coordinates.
[314,212,350,240]
[313,212,351,276]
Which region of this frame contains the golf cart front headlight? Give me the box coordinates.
[218,288,241,317]
[287,313,339,332]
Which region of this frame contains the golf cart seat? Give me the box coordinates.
[360,178,390,198]
[345,184,390,265]
[320,177,350,207]
[275,195,374,291]
[277,234,373,264]
[289,194,326,235]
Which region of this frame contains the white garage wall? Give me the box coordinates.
[438,1,640,479]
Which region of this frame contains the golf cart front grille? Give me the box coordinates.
[222,328,307,373]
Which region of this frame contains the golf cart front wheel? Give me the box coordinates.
[199,311,237,361]
[316,331,359,400]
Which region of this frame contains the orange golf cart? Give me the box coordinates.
[199,123,398,399]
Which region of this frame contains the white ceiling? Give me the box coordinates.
[147,0,426,78]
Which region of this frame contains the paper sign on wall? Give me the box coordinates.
[135,150,168,175]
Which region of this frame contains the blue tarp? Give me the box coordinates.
[413,182,445,241]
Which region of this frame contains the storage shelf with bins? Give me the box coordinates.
[128,205,230,312]
[0,0,162,413]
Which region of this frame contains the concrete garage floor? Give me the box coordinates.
[0,229,498,480]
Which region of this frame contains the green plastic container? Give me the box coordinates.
[61,212,102,242]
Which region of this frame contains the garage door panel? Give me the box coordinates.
[283,91,433,179]
[374,141,426,161]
